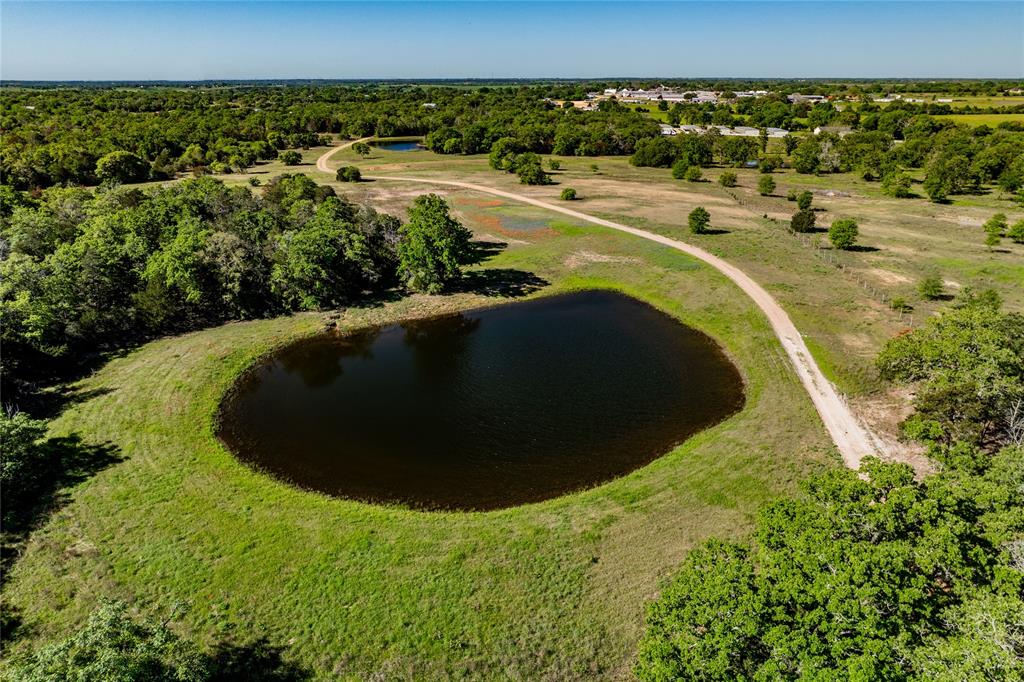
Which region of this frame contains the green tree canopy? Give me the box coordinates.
[396,194,472,293]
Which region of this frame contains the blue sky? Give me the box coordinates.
[1,1,1021,80]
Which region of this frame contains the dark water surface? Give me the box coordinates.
[218,291,744,510]
[371,140,424,151]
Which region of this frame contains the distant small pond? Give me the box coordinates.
[218,291,744,511]
[371,140,424,152]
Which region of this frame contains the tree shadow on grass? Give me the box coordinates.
[456,269,550,298]
[208,638,313,681]
[1,436,123,589]
[700,228,731,235]
[839,244,880,253]
[465,239,508,265]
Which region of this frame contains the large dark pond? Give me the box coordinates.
[218,291,744,511]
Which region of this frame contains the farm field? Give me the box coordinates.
[932,112,1024,126]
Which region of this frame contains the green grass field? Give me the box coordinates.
[932,112,1024,126]
[3,204,834,679]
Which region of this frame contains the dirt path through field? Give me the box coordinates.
[315,144,884,468]
[315,137,372,173]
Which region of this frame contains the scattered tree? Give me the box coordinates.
[882,171,912,198]
[790,209,816,233]
[757,176,776,196]
[279,150,302,166]
[791,137,821,174]
[548,159,561,171]
[396,194,472,293]
[352,141,371,157]
[828,218,859,249]
[335,166,362,182]
[918,274,945,300]
[718,171,737,188]
[796,190,813,210]
[1008,219,1024,244]
[559,187,577,201]
[688,206,711,234]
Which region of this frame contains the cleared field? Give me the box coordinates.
[3,200,833,679]
[933,112,1024,126]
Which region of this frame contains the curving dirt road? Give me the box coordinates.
[316,137,371,173]
[315,143,882,469]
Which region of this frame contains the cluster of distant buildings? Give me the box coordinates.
[594,86,769,104]
[659,123,790,138]
[548,85,978,116]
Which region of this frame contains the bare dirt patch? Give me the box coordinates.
[867,268,912,286]
[563,250,642,269]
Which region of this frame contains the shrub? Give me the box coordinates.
[670,159,688,179]
[790,209,816,233]
[796,191,813,210]
[514,154,552,185]
[560,188,577,201]
[758,156,779,173]
[684,166,703,182]
[718,171,737,188]
[279,150,302,166]
[247,177,261,187]
[786,189,798,201]
[982,213,1007,237]
[590,164,600,173]
[688,206,711,234]
[757,176,776,196]
[1008,219,1024,243]
[548,159,561,171]
[7,600,209,680]
[335,166,362,182]
[889,296,910,312]
[918,274,945,300]
[828,218,859,250]
[882,171,913,198]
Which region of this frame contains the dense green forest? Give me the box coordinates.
[3,81,1022,199]
[0,175,472,405]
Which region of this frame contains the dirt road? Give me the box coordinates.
[315,137,371,173]
[315,144,883,468]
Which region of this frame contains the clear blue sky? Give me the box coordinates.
[2,1,1022,80]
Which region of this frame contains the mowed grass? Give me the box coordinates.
[3,206,834,679]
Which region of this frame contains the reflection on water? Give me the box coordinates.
[219,291,745,511]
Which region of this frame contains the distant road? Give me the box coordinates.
[316,141,883,469]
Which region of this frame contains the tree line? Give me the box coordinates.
[1,175,473,404]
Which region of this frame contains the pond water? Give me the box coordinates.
[218,291,744,511]
[371,140,424,152]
